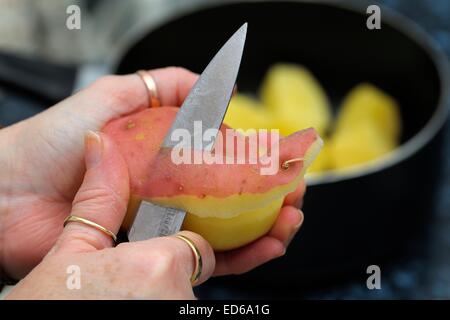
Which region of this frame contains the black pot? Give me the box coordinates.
[114,1,450,295]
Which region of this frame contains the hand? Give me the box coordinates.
[0,67,304,280]
[6,132,216,299]
[0,67,198,279]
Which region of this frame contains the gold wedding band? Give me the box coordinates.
[281,157,304,170]
[174,234,203,285]
[136,70,161,108]
[63,215,117,243]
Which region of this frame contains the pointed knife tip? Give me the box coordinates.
[241,22,248,33]
[235,23,247,44]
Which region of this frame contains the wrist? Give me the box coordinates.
[0,122,24,190]
[0,123,25,282]
[0,126,15,205]
[0,123,19,188]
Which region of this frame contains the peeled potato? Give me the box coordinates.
[328,121,396,169]
[224,94,272,131]
[224,69,402,174]
[335,83,401,143]
[323,83,401,170]
[261,64,331,136]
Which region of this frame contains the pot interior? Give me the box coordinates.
[116,1,444,177]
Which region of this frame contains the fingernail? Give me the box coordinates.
[85,130,103,168]
[285,210,304,247]
[278,248,286,257]
[294,209,304,229]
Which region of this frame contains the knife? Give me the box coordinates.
[128,23,247,242]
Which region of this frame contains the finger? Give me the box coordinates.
[47,68,199,141]
[214,237,285,276]
[78,74,150,120]
[58,131,130,252]
[283,179,306,207]
[124,231,215,287]
[267,206,304,247]
[213,206,303,276]
[148,67,199,106]
[174,231,215,286]
[64,67,199,131]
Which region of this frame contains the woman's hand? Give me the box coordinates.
[0,68,199,279]
[0,67,304,281]
[6,132,215,299]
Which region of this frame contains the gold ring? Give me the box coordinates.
[174,234,203,285]
[281,157,304,170]
[136,70,161,108]
[63,215,117,243]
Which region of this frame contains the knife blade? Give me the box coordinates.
[128,23,247,242]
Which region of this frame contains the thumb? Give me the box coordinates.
[58,131,130,252]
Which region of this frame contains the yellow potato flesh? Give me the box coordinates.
[224,94,272,131]
[261,64,332,136]
[326,83,401,170]
[335,83,401,142]
[329,121,396,169]
[182,198,284,251]
[122,197,284,251]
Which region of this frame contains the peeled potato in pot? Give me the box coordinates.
[334,83,401,143]
[328,121,396,170]
[261,63,332,137]
[224,94,271,131]
[324,83,401,171]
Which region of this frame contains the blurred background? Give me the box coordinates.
[0,0,449,299]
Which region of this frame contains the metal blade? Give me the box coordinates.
[127,202,186,242]
[128,23,247,241]
[163,22,247,150]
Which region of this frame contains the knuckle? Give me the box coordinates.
[153,250,179,274]
[166,66,193,77]
[89,75,131,110]
[73,186,126,214]
[115,241,131,251]
[126,248,179,279]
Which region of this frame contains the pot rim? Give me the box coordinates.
[110,0,450,186]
